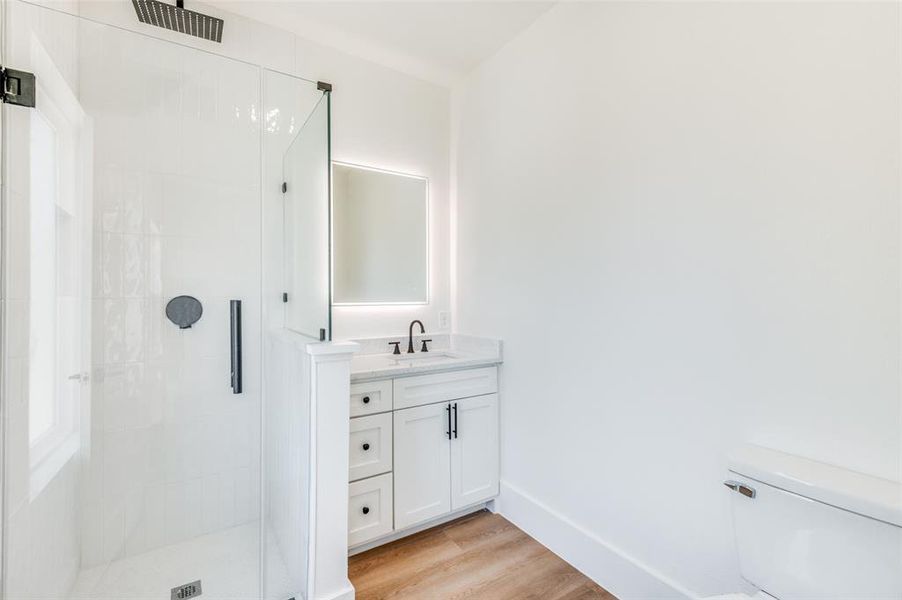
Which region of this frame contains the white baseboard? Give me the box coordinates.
[316,581,355,600]
[497,481,697,600]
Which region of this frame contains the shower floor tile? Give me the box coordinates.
[69,522,264,600]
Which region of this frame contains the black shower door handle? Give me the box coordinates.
[230,300,242,394]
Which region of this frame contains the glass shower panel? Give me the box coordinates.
[2,2,264,598]
[260,69,324,600]
[282,95,332,340]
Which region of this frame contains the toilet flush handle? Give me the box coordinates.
[723,480,756,499]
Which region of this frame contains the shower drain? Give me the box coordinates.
[171,580,202,599]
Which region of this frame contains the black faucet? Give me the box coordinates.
[407,319,425,354]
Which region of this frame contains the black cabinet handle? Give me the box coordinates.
[362,396,371,404]
[230,300,242,394]
[362,443,370,451]
[452,402,458,439]
[446,404,452,439]
[362,506,370,515]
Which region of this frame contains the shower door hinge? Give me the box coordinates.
[1,66,36,108]
[282,292,288,303]
[319,328,326,341]
[282,182,287,193]
[317,81,333,92]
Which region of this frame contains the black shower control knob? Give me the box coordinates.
[166,295,203,329]
[362,396,370,404]
[362,506,370,515]
[362,443,370,451]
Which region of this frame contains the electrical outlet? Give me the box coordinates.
[439,311,451,329]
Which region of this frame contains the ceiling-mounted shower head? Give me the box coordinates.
[132,0,223,43]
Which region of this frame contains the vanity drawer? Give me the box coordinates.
[393,367,498,410]
[350,380,393,417]
[349,412,393,482]
[348,473,393,547]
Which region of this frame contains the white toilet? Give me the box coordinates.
[710,444,902,600]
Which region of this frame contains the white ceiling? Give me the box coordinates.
[209,1,555,86]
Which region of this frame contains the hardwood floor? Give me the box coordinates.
[348,510,616,600]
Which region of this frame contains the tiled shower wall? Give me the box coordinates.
[78,20,263,567]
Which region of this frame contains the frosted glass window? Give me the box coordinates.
[28,108,58,444]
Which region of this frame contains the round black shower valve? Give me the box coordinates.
[165,295,203,329]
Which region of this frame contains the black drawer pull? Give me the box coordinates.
[362,396,370,404]
[362,443,370,451]
[446,404,452,439]
[362,506,370,515]
[453,402,458,439]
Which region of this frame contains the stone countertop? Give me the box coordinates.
[349,334,502,382]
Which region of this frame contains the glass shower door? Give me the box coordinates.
[2,2,266,598]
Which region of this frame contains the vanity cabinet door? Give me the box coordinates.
[393,402,452,529]
[451,394,499,510]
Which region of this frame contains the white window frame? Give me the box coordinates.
[27,36,89,499]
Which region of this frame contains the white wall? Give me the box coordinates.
[453,2,901,596]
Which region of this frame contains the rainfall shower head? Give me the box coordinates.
[132,0,223,43]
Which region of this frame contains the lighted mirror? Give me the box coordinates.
[332,162,428,305]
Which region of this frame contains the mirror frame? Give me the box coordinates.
[330,161,430,306]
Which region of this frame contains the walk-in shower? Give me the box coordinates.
[0,1,331,598]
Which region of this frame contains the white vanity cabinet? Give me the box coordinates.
[394,393,499,529]
[348,366,500,550]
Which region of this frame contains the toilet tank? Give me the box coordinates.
[726,445,902,600]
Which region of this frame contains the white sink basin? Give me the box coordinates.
[392,351,460,363]
[351,350,466,374]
